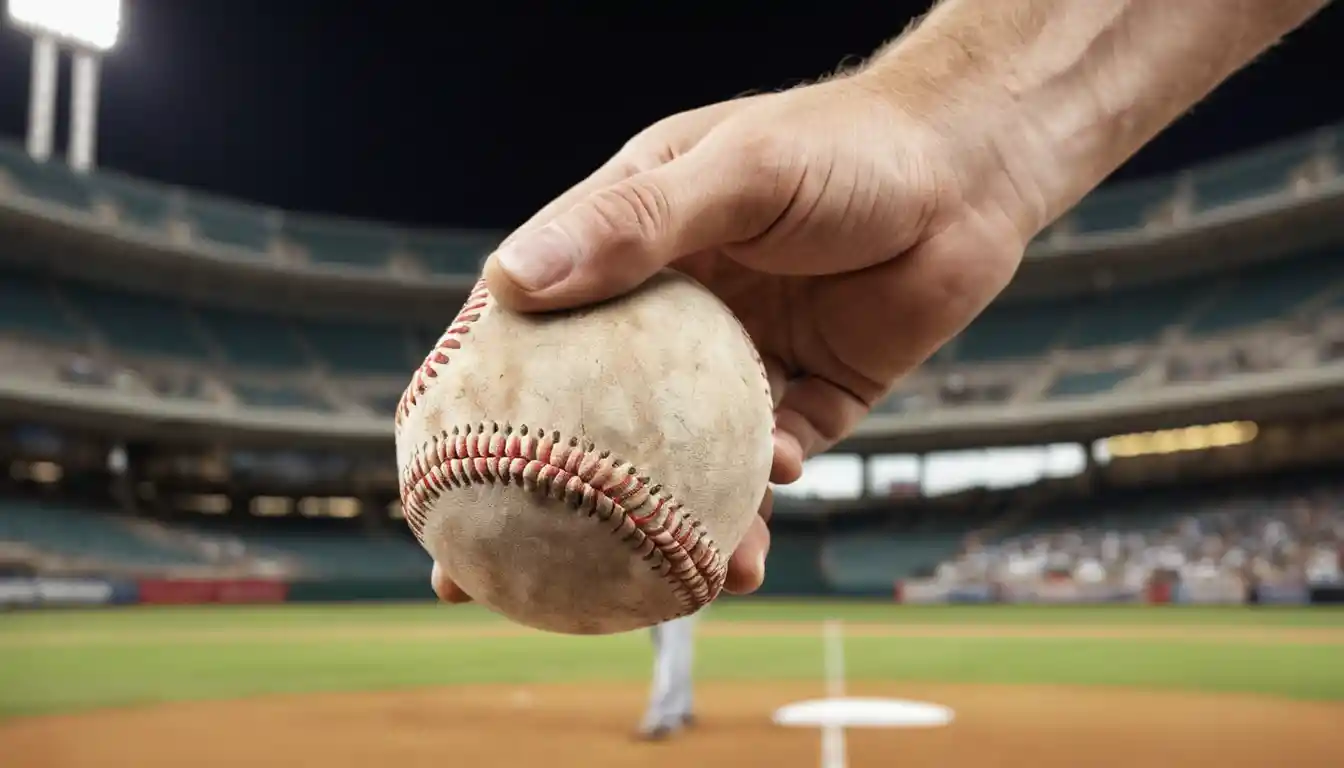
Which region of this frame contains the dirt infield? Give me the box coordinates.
[3,681,1341,768]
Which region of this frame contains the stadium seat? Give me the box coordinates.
[1187,249,1343,335]
[281,217,397,270]
[1068,280,1203,348]
[406,231,497,276]
[86,173,173,231]
[299,319,415,375]
[0,270,83,342]
[821,533,962,591]
[755,534,829,595]
[195,307,312,370]
[184,523,429,578]
[366,391,404,416]
[950,300,1075,362]
[62,282,211,361]
[231,381,331,411]
[1190,135,1316,212]
[0,145,94,212]
[0,498,204,568]
[1047,367,1135,399]
[1064,176,1176,235]
[181,194,276,253]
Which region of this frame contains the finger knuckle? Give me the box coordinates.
[586,180,671,251]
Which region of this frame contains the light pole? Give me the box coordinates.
[6,0,123,174]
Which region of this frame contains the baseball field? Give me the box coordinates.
[2,601,1342,767]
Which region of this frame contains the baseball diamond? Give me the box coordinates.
[2,603,1342,767]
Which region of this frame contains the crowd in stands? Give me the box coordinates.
[935,481,1344,593]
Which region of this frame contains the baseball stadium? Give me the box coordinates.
[3,3,1344,768]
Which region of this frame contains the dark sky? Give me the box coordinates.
[0,0,1340,231]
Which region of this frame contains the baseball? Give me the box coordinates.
[394,269,775,634]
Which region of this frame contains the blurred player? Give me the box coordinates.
[636,612,699,740]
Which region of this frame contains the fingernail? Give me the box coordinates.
[495,224,577,291]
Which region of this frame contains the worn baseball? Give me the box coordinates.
[394,270,774,635]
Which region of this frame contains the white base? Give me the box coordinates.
[772,697,955,729]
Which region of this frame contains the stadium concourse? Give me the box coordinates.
[1,122,1344,767]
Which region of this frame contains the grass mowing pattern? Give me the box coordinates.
[2,602,1341,718]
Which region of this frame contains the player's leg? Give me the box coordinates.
[638,621,676,738]
[666,613,697,726]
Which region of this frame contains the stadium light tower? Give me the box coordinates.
[6,0,123,173]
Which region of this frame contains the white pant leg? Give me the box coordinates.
[643,614,697,727]
[666,613,697,717]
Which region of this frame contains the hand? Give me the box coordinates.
[430,74,1034,604]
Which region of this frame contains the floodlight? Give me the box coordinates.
[7,0,122,52]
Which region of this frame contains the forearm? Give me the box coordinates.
[857,0,1330,236]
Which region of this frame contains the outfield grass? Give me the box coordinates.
[1,601,1341,718]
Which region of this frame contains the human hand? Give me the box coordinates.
[429,73,1035,604]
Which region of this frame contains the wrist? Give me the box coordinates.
[851,0,1330,238]
[847,22,1052,245]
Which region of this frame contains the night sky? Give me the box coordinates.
[0,0,1340,232]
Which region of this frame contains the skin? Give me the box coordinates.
[431,0,1333,604]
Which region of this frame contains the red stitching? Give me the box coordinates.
[396,279,491,426]
[400,421,728,620]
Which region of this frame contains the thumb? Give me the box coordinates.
[484,152,761,312]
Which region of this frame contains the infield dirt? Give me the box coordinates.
[3,681,1341,768]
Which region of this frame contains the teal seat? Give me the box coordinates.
[283,218,396,270]
[1048,367,1134,399]
[950,300,1074,362]
[367,392,403,416]
[1068,280,1203,348]
[1065,176,1175,234]
[196,308,310,370]
[63,282,208,360]
[232,382,330,411]
[407,231,497,276]
[756,534,828,596]
[0,270,82,342]
[300,320,413,375]
[182,194,274,253]
[0,499,203,567]
[1191,136,1315,212]
[1188,250,1343,334]
[87,174,172,231]
[0,147,93,211]
[187,525,430,578]
[822,534,962,591]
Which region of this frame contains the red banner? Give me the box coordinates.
[137,578,288,605]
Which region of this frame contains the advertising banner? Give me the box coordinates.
[137,578,288,605]
[999,577,1143,605]
[946,583,996,604]
[896,578,952,605]
[1173,573,1246,605]
[0,576,137,608]
[1253,580,1311,605]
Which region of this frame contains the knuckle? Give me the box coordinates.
[584,179,671,253]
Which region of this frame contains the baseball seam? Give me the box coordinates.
[393,277,737,619]
[400,421,727,618]
[395,278,491,427]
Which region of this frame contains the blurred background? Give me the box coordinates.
[1,2,1343,766]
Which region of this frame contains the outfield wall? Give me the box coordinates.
[4,571,1341,609]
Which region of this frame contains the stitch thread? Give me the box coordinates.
[395,278,491,426]
[400,421,728,618]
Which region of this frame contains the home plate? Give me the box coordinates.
[773,698,955,729]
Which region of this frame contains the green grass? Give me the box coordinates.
[1,602,1341,718]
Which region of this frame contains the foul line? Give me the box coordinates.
[821,618,847,768]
